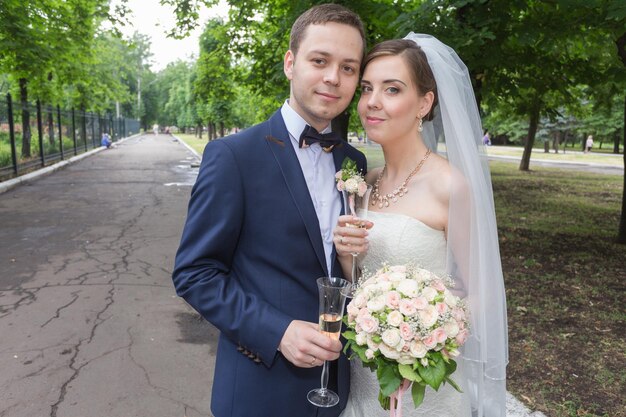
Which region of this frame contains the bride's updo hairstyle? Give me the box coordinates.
[363,39,439,121]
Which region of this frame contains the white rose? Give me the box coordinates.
[367,296,386,312]
[443,320,460,338]
[409,340,428,358]
[388,271,407,284]
[344,178,359,193]
[419,305,439,328]
[355,332,367,346]
[365,349,375,360]
[379,342,401,360]
[444,292,458,307]
[398,353,415,365]
[377,281,393,292]
[397,279,419,298]
[353,293,367,308]
[381,328,402,348]
[415,269,431,283]
[386,310,404,327]
[422,287,438,302]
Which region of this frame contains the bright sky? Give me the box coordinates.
[115,0,230,71]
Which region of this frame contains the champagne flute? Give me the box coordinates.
[307,277,351,407]
[341,185,372,284]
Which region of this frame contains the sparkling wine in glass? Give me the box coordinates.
[307,277,351,408]
[341,185,372,283]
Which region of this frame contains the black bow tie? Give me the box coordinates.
[298,125,341,152]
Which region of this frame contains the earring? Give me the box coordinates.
[418,117,423,132]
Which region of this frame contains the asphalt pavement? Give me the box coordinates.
[0,134,549,417]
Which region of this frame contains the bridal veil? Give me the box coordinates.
[404,33,509,417]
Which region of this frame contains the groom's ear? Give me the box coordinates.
[284,50,295,80]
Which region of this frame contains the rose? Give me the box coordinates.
[423,333,438,349]
[335,171,343,180]
[398,353,415,365]
[386,310,404,327]
[443,320,460,338]
[415,269,432,283]
[355,332,367,346]
[399,322,414,341]
[431,280,446,292]
[367,296,386,313]
[385,291,401,309]
[413,296,429,310]
[399,298,417,316]
[433,327,447,344]
[379,342,401,360]
[456,329,468,345]
[344,178,359,194]
[357,181,368,197]
[347,303,360,321]
[353,293,367,308]
[409,340,428,358]
[397,279,419,297]
[365,349,375,360]
[422,286,438,302]
[336,180,345,192]
[366,334,380,350]
[445,292,459,307]
[388,271,407,284]
[358,315,379,334]
[381,328,402,348]
[436,302,449,315]
[418,305,439,328]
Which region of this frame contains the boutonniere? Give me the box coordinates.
[335,157,367,197]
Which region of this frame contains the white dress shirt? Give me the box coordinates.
[280,101,341,275]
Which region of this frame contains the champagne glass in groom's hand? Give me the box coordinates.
[307,277,351,408]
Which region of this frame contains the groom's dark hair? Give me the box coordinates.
[289,4,366,59]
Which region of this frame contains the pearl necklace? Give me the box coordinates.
[371,149,432,209]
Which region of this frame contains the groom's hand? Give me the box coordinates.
[279,320,342,368]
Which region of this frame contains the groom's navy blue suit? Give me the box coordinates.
[173,110,366,417]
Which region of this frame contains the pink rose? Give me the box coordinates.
[418,305,439,328]
[347,303,359,321]
[357,181,368,197]
[456,329,468,345]
[399,299,417,316]
[399,322,414,341]
[433,327,447,344]
[413,296,428,310]
[335,171,343,180]
[432,280,446,292]
[386,291,401,309]
[423,333,438,349]
[336,180,345,191]
[452,307,466,321]
[358,315,379,334]
[436,302,448,315]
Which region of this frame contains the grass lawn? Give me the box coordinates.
[177,134,625,416]
[175,133,209,156]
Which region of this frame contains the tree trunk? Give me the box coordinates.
[615,33,626,243]
[198,124,203,139]
[553,131,560,154]
[519,102,540,171]
[617,94,626,243]
[220,122,224,138]
[19,78,31,158]
[47,109,55,146]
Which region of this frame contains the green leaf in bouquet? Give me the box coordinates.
[377,363,402,397]
[411,382,426,408]
[417,357,446,390]
[398,364,422,383]
[342,330,357,341]
[378,390,391,410]
[444,375,463,393]
[445,358,457,374]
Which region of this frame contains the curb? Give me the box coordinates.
[0,134,139,195]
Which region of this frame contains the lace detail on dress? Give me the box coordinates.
[341,211,470,417]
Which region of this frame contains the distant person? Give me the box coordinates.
[483,131,492,146]
[101,132,112,149]
[585,135,594,153]
[153,124,159,135]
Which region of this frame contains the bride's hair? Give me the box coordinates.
[363,39,439,121]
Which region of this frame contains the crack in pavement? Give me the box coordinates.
[49,284,115,417]
[40,291,80,328]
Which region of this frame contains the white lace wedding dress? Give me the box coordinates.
[340,211,471,417]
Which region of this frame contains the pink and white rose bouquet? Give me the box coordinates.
[343,264,469,413]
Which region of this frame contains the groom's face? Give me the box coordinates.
[284,22,363,132]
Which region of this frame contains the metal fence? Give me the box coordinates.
[0,93,140,182]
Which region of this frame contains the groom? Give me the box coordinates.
[172,4,367,417]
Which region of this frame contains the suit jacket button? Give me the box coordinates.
[254,356,261,364]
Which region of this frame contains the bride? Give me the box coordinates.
[333,34,508,416]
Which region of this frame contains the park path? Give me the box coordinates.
[0,134,214,417]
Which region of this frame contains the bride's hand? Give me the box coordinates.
[333,215,373,258]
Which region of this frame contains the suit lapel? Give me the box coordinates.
[264,111,328,276]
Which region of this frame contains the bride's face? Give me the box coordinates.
[358,55,429,145]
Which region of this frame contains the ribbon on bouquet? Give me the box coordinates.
[389,379,412,417]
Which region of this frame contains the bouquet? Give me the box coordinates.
[335,157,368,197]
[343,264,469,414]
